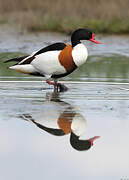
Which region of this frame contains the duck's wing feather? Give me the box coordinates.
[34,42,66,56]
[4,42,66,65]
[4,55,28,63]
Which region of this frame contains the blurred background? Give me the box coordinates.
[0,0,129,34]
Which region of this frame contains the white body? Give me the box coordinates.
[31,51,66,77]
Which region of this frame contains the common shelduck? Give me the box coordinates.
[5,28,101,91]
[20,92,100,151]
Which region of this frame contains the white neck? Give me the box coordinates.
[72,43,88,67]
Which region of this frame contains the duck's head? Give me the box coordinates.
[71,28,101,47]
[70,132,100,151]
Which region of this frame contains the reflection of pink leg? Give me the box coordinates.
[88,136,100,146]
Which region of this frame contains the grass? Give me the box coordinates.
[0,0,129,34]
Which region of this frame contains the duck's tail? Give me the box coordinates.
[4,55,28,64]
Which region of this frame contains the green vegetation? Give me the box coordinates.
[67,55,129,82]
[23,18,129,34]
[0,0,129,34]
[0,16,5,24]
[86,19,129,34]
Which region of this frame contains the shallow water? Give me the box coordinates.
[0,30,129,180]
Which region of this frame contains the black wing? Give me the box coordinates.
[4,42,66,65]
[34,42,66,56]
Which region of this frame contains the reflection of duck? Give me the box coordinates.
[5,28,101,92]
[20,92,100,151]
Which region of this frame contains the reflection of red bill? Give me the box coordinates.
[90,33,102,44]
[88,136,100,146]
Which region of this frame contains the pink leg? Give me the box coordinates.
[46,80,57,91]
[46,80,56,86]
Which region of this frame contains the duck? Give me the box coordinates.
[5,28,101,91]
